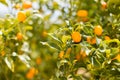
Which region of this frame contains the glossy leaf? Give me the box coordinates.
[18,54,31,68]
[4,57,14,72]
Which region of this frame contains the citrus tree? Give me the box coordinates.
[0,0,120,80]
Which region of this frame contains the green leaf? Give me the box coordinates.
[105,49,110,58]
[57,59,70,69]
[0,0,8,6]
[91,56,101,67]
[96,37,102,45]
[107,0,120,14]
[61,35,71,43]
[40,42,59,50]
[4,57,14,72]
[48,33,62,43]
[110,48,119,58]
[18,54,31,68]
[60,59,68,64]
[25,26,33,30]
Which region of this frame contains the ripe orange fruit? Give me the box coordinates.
[26,71,34,79]
[66,48,72,54]
[36,57,42,65]
[80,50,87,59]
[17,11,26,22]
[71,31,81,43]
[26,67,37,79]
[112,54,120,62]
[22,1,32,9]
[65,48,71,58]
[91,37,96,44]
[87,36,96,44]
[101,2,107,9]
[87,36,91,43]
[94,25,103,36]
[77,10,88,17]
[105,36,110,40]
[17,32,23,41]
[1,50,5,56]
[82,51,87,58]
[76,50,87,61]
[42,31,47,37]
[59,51,64,58]
[76,53,81,61]
[30,68,36,74]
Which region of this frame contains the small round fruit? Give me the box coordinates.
[76,53,81,61]
[59,51,64,59]
[17,33,23,41]
[87,36,96,44]
[105,36,110,40]
[72,32,81,43]
[77,10,88,17]
[66,48,72,54]
[1,50,5,56]
[26,67,36,79]
[113,54,120,62]
[22,1,32,9]
[94,25,103,36]
[82,51,87,59]
[101,2,107,9]
[36,57,42,65]
[91,37,96,44]
[17,11,26,22]
[42,31,47,37]
[26,71,34,79]
[86,36,91,43]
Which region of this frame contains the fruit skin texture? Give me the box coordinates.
[26,71,34,79]
[101,2,107,9]
[76,53,81,61]
[76,50,87,61]
[17,32,23,41]
[42,31,47,37]
[77,10,88,17]
[66,48,71,54]
[59,51,64,59]
[91,37,96,44]
[1,51,5,56]
[26,67,38,79]
[36,57,42,65]
[87,36,96,44]
[94,25,103,36]
[22,1,32,9]
[17,11,26,22]
[113,54,120,62]
[81,50,87,59]
[87,36,91,43]
[105,36,110,40]
[72,32,81,43]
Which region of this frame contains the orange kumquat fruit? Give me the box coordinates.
[72,31,81,43]
[77,10,88,17]
[94,25,103,36]
[17,11,26,22]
